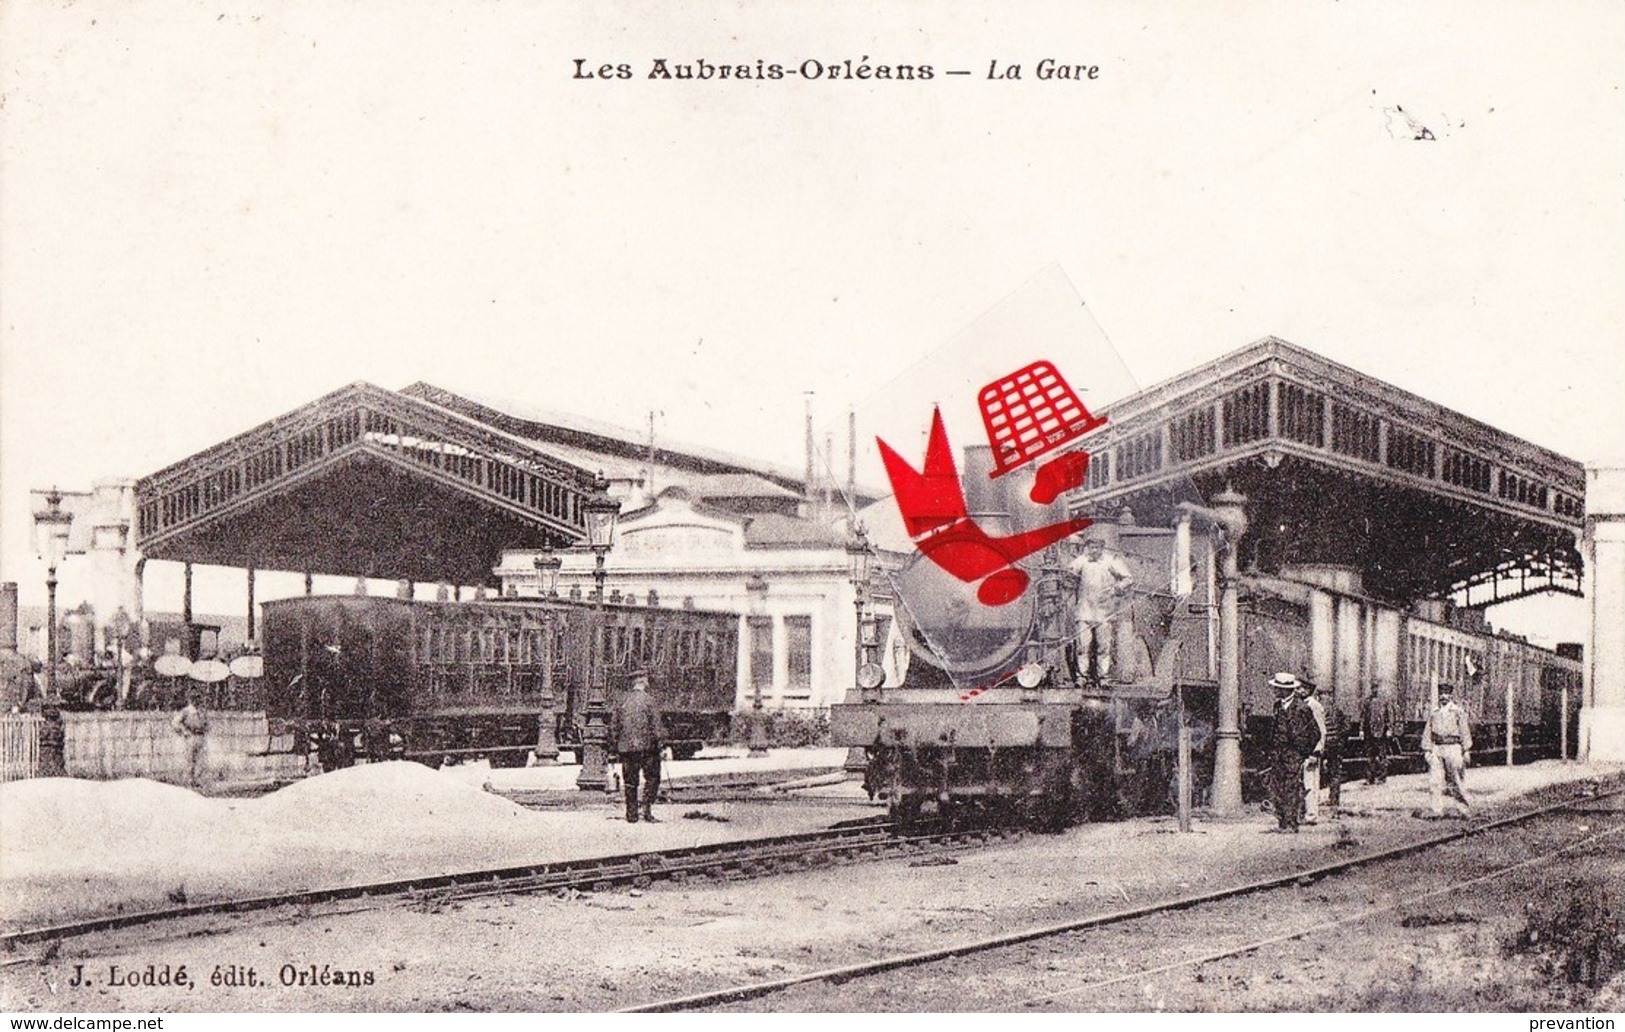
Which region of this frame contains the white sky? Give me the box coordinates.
[2,1,1621,645]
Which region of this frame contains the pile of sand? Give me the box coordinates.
[0,764,539,927]
[250,761,531,825]
[0,759,864,928]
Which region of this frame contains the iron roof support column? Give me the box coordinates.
[1581,465,1625,762]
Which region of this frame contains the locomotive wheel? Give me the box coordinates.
[889,794,924,831]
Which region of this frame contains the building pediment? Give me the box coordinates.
[615,490,747,559]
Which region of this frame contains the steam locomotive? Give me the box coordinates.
[833,518,1581,827]
[261,594,739,769]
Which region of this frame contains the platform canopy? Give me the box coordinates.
[1063,338,1585,609]
[134,382,604,585]
[134,380,840,587]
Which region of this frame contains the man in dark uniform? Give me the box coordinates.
[1267,672,1320,833]
[1321,691,1350,815]
[1361,685,1398,784]
[608,668,665,823]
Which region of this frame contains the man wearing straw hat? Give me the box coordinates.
[1267,672,1320,832]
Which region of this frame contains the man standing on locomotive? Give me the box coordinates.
[1423,682,1473,818]
[608,668,665,824]
[1068,529,1135,682]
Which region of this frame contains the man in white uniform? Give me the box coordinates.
[1300,680,1328,823]
[1068,530,1135,681]
[1423,682,1473,818]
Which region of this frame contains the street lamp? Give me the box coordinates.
[532,545,564,765]
[534,546,562,598]
[32,489,73,704]
[577,472,621,791]
[744,572,770,756]
[845,521,884,702]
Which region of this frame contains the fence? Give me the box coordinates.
[63,710,305,787]
[0,711,304,788]
[1,713,41,782]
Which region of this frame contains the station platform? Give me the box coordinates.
[1,753,1616,934]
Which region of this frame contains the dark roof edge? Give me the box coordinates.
[400,382,813,493]
[1102,336,1582,482]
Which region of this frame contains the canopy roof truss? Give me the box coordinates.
[1063,338,1585,608]
[135,383,598,583]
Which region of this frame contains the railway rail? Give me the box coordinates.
[0,814,1013,957]
[495,767,855,809]
[625,780,1625,1012]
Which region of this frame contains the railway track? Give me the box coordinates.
[625,780,1625,1012]
[497,767,856,809]
[0,814,1015,957]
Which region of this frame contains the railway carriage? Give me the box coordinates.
[262,594,738,769]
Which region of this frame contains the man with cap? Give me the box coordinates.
[608,668,665,823]
[1267,672,1321,832]
[1068,530,1135,682]
[1361,684,1399,784]
[1423,682,1473,818]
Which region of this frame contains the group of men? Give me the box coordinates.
[1268,671,1475,832]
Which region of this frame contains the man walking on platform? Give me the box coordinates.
[1361,685,1398,784]
[1423,683,1473,818]
[608,668,665,824]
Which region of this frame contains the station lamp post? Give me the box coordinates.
[532,545,565,764]
[534,546,562,598]
[576,473,621,791]
[744,572,771,756]
[32,490,74,704]
[845,522,883,702]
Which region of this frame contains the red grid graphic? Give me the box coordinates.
[979,361,1107,479]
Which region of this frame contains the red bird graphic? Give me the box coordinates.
[878,408,1093,606]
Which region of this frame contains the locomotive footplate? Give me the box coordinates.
[830,702,1078,750]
